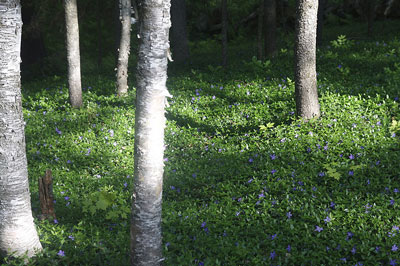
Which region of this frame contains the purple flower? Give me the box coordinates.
[270,250,276,260]
[55,128,62,135]
[392,244,398,252]
[346,231,354,240]
[351,246,356,255]
[349,154,355,160]
[201,222,206,228]
[324,216,331,223]
[348,170,354,176]
[54,219,58,224]
[287,212,292,219]
[286,245,291,252]
[390,259,397,266]
[258,193,265,198]
[249,158,253,163]
[270,154,276,160]
[271,169,276,174]
[271,233,277,240]
[68,235,75,241]
[57,250,65,257]
[319,172,325,177]
[315,226,323,232]
[64,196,69,201]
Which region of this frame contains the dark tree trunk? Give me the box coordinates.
[170,0,190,63]
[257,2,263,60]
[221,0,228,67]
[294,0,320,120]
[114,0,122,64]
[264,0,277,58]
[317,0,325,46]
[366,0,375,36]
[97,0,103,72]
[64,0,82,108]
[116,0,132,96]
[0,0,42,258]
[130,0,172,265]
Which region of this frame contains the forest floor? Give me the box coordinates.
[3,20,400,265]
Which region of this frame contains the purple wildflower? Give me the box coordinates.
[315,226,323,232]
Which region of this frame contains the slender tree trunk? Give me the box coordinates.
[264,0,277,58]
[130,0,171,265]
[0,0,42,258]
[221,0,228,68]
[97,0,103,73]
[317,0,325,46]
[116,0,132,96]
[294,0,320,120]
[64,0,82,108]
[114,0,122,65]
[366,0,375,36]
[170,0,190,63]
[257,2,263,60]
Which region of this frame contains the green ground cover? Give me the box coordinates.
[3,20,400,265]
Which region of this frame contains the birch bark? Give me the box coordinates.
[64,0,82,108]
[116,0,132,96]
[0,0,42,258]
[130,0,171,265]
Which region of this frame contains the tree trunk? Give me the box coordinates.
[0,0,42,258]
[130,0,171,265]
[257,2,263,60]
[170,0,190,63]
[294,0,320,120]
[264,0,277,58]
[116,0,132,96]
[97,0,103,73]
[221,0,228,68]
[64,0,82,108]
[366,0,375,36]
[317,0,325,46]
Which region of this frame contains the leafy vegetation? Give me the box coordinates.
[2,20,400,265]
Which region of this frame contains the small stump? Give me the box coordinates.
[38,169,56,220]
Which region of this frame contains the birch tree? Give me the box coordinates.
[0,0,42,258]
[116,0,132,96]
[294,0,320,120]
[130,0,171,265]
[64,0,82,108]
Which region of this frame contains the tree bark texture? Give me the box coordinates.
[264,0,277,58]
[130,0,171,265]
[221,0,228,67]
[294,0,320,120]
[257,2,263,60]
[116,0,132,96]
[170,0,190,63]
[64,0,82,108]
[38,170,56,221]
[317,0,325,46]
[0,0,42,258]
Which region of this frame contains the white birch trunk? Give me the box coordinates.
[64,0,82,108]
[130,0,171,265]
[116,0,132,96]
[0,0,42,258]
